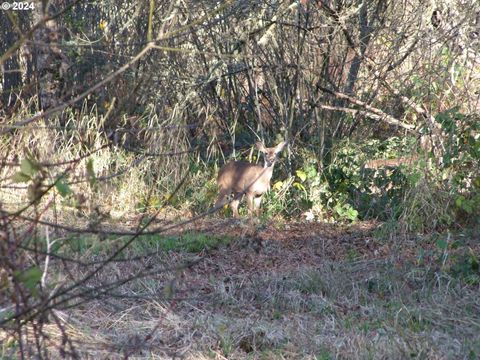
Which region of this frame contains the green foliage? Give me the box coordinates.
[435,107,479,168]
[406,46,468,115]
[283,123,473,234]
[430,108,479,227]
[333,202,359,222]
[11,158,41,183]
[315,349,333,360]
[20,158,40,177]
[281,137,417,222]
[189,178,218,215]
[11,171,31,183]
[455,194,480,215]
[438,235,480,285]
[135,195,164,213]
[262,177,296,218]
[371,108,479,234]
[450,249,480,285]
[417,232,480,286]
[218,325,234,357]
[55,176,72,197]
[13,266,42,296]
[148,232,233,253]
[60,232,233,257]
[86,159,97,188]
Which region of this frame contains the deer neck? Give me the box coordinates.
[262,162,275,181]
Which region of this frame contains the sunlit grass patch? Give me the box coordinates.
[54,231,235,258]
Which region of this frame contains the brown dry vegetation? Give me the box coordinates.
[3,217,478,359]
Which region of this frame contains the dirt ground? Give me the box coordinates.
[44,218,478,359]
[2,217,479,359]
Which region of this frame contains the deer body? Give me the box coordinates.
[215,141,286,218]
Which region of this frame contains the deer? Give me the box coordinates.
[215,140,287,218]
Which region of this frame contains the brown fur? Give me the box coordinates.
[215,141,286,217]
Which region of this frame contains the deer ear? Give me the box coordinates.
[274,141,287,153]
[255,141,266,152]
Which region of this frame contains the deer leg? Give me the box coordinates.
[215,188,230,214]
[246,193,255,216]
[231,193,242,218]
[253,195,262,216]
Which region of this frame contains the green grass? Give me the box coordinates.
[134,232,234,253]
[48,232,234,258]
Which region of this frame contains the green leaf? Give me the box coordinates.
[296,170,307,182]
[455,195,465,208]
[293,182,306,191]
[20,158,40,177]
[436,239,448,250]
[86,159,96,186]
[462,200,473,214]
[305,165,317,179]
[14,266,42,292]
[473,177,480,189]
[345,207,359,221]
[11,172,31,183]
[55,176,72,197]
[273,181,284,190]
[470,251,479,271]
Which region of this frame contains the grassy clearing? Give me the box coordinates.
[5,222,477,359]
[75,260,479,359]
[44,231,235,259]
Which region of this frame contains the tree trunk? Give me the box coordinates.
[0,12,22,110]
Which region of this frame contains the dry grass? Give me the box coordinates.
[4,220,477,359]
[1,111,478,358]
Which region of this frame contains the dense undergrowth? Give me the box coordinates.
[3,104,478,233]
[2,88,479,360]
